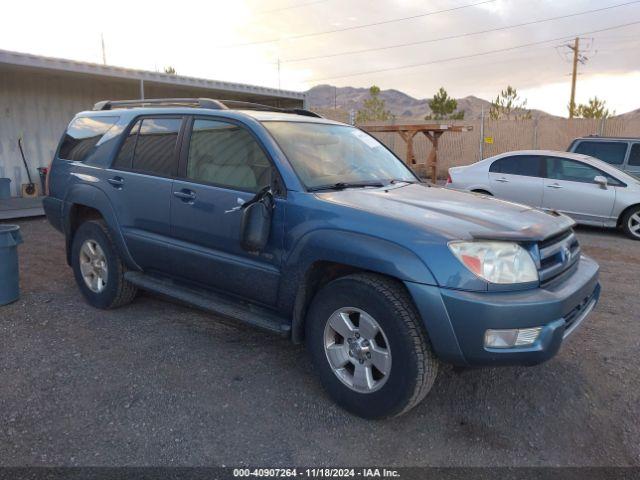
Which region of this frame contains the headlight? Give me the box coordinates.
[448,241,538,284]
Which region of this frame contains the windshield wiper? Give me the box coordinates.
[308,181,384,192]
[388,179,419,184]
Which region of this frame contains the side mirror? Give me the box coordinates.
[240,189,273,252]
[594,175,608,188]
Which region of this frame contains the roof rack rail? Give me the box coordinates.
[92,97,323,118]
[93,98,227,111]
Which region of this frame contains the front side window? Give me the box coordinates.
[263,122,416,189]
[573,141,627,165]
[545,157,621,185]
[186,119,272,193]
[59,116,119,161]
[489,156,543,177]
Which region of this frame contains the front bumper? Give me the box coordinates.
[406,255,600,367]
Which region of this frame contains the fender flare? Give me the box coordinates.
[62,183,140,270]
[281,229,438,343]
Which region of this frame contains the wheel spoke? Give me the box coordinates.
[86,241,97,258]
[325,343,349,368]
[631,213,640,223]
[80,261,93,277]
[329,312,356,339]
[370,345,391,376]
[352,363,374,391]
[358,312,379,340]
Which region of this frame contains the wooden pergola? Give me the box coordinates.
[361,124,473,182]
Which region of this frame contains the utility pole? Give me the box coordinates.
[101,33,107,65]
[568,37,579,118]
[558,37,593,118]
[277,57,281,90]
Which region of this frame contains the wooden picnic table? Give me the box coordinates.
[361,124,473,182]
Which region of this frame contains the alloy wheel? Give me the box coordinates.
[323,307,391,393]
[79,239,108,293]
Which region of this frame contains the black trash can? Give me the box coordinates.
[0,225,23,306]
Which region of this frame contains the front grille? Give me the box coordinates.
[563,293,592,332]
[537,229,581,285]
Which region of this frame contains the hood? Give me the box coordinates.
[316,183,574,242]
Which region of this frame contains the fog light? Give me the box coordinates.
[485,327,542,348]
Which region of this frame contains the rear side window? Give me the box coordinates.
[489,155,543,177]
[629,144,640,166]
[573,141,627,165]
[112,117,182,176]
[58,116,118,161]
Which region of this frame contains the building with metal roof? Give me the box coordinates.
[0,49,305,198]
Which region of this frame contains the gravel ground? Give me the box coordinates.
[0,218,638,467]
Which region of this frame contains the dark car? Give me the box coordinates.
[568,135,640,177]
[44,98,600,418]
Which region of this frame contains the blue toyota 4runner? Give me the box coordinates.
[44,98,600,419]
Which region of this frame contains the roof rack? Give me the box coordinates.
[93,98,227,111]
[92,97,323,118]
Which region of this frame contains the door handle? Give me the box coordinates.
[173,190,196,202]
[495,177,509,183]
[547,183,563,189]
[107,176,124,188]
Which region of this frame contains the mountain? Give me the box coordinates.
[306,84,557,120]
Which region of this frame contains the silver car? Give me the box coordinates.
[446,150,640,240]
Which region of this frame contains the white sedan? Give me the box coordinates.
[446,150,640,240]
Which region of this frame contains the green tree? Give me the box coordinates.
[164,65,177,75]
[489,85,531,120]
[574,97,614,119]
[356,85,393,123]
[425,87,464,120]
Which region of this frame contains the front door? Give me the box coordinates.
[169,117,283,306]
[104,116,183,273]
[542,156,617,225]
[488,155,545,207]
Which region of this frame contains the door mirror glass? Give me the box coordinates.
[240,192,273,252]
[594,175,608,187]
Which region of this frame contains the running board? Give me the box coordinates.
[124,272,291,336]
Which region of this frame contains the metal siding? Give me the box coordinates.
[0,67,304,197]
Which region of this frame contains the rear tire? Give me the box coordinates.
[305,273,439,419]
[71,220,138,309]
[621,206,640,240]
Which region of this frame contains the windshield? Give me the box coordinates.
[263,121,417,189]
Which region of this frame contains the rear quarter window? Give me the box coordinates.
[58,116,119,161]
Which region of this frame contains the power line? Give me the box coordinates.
[220,0,499,48]
[254,0,328,15]
[307,20,640,82]
[281,0,640,63]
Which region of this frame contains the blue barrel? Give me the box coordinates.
[0,225,23,306]
[0,178,10,199]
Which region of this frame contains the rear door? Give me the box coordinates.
[488,155,545,207]
[541,156,617,225]
[105,116,184,272]
[169,117,284,306]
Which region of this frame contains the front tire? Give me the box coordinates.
[71,220,138,309]
[306,273,439,419]
[621,206,640,240]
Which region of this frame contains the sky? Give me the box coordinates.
[1,0,639,116]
